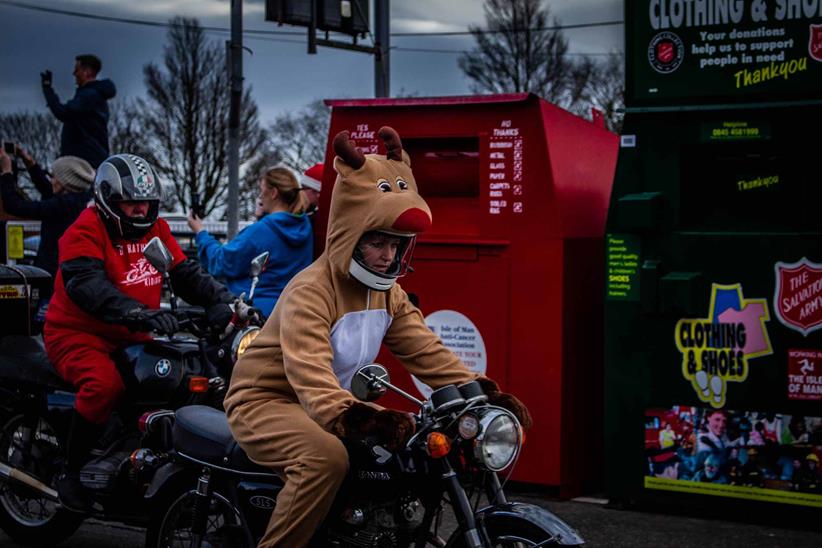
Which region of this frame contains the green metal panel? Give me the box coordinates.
[604,104,822,507]
[626,0,822,107]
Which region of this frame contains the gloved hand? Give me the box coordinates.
[476,378,533,430]
[206,302,234,332]
[335,402,416,451]
[40,70,52,88]
[123,308,179,335]
[247,307,265,326]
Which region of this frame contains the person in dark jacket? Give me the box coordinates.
[0,147,94,287]
[41,54,116,168]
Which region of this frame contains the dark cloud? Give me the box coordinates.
[0,0,622,124]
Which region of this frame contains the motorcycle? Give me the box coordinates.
[0,238,263,546]
[144,364,585,547]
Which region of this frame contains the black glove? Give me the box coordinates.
[334,402,416,451]
[123,308,179,335]
[40,70,52,88]
[248,307,265,326]
[476,378,533,430]
[206,302,234,332]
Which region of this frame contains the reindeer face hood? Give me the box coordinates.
[327,127,431,291]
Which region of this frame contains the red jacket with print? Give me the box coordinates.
[45,206,185,342]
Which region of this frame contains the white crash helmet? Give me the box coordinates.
[349,230,417,291]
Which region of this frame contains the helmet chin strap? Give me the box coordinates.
[349,258,396,291]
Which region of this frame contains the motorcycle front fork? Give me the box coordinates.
[440,460,508,548]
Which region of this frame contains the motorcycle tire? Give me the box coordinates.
[145,486,249,548]
[0,413,84,547]
[446,514,579,547]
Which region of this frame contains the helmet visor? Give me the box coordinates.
[353,230,416,280]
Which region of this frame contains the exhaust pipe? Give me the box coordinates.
[0,461,59,501]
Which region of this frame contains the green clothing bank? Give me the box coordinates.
[604,1,822,512]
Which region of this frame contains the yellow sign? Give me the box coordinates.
[0,285,24,299]
[674,284,772,408]
[645,477,822,508]
[6,225,24,260]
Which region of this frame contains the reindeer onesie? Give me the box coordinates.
[224,128,487,547]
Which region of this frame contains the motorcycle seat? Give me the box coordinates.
[173,405,276,477]
[0,335,72,391]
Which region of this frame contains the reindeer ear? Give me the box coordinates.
[401,150,411,167]
[333,130,365,170]
[333,156,354,178]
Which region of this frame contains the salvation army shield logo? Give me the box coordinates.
[648,32,684,74]
[809,24,822,61]
[774,258,822,336]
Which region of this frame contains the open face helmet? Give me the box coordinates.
[350,230,416,291]
[94,154,161,240]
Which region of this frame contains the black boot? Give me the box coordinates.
[57,411,102,513]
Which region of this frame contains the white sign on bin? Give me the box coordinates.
[412,309,487,398]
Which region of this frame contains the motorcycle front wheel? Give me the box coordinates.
[0,413,83,547]
[146,488,249,548]
[446,513,584,547]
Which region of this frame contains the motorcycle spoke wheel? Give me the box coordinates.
[0,415,62,527]
[156,490,244,548]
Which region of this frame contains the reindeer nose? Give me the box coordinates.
[392,208,431,233]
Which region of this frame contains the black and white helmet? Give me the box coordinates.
[94,154,161,240]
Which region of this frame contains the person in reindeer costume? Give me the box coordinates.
[224,127,531,547]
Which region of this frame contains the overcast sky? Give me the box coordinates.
[0,0,623,125]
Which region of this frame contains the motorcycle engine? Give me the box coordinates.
[330,496,425,548]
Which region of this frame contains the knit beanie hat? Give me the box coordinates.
[300,163,323,192]
[52,156,95,193]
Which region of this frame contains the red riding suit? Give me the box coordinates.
[44,207,185,423]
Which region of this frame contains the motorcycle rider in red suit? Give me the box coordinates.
[44,153,235,513]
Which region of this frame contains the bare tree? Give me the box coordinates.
[582,52,625,133]
[267,99,330,171]
[0,111,61,166]
[458,0,593,108]
[0,111,61,197]
[139,17,266,215]
[238,99,331,219]
[109,98,150,157]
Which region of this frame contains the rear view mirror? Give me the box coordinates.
[144,237,174,274]
[250,252,270,277]
[351,364,390,402]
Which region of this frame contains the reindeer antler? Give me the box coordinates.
[378,126,403,161]
[333,131,365,170]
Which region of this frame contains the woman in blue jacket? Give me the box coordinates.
[187,166,313,317]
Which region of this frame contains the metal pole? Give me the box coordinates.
[308,0,317,54]
[374,0,390,97]
[227,0,243,239]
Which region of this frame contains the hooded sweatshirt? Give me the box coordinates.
[43,79,116,168]
[224,131,477,433]
[195,212,313,317]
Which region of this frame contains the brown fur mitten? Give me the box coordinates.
[333,402,378,440]
[334,403,415,450]
[373,410,416,451]
[476,377,533,430]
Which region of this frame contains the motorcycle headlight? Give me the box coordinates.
[231,326,260,362]
[473,410,521,471]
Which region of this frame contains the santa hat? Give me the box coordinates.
[300,163,323,192]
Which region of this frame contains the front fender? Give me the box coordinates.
[144,461,190,500]
[474,502,584,546]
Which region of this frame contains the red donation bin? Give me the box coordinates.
[315,93,617,495]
